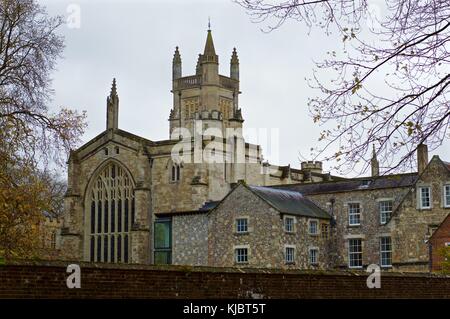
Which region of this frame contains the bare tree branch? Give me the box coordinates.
[236,0,450,175]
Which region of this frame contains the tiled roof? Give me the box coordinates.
[155,200,220,216]
[248,186,331,219]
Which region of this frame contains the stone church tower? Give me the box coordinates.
[169,27,243,137]
[60,29,334,265]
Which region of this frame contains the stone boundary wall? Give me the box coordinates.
[1,261,449,299]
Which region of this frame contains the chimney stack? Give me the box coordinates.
[371,145,379,177]
[417,143,428,174]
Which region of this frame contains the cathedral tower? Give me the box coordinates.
[169,27,243,138]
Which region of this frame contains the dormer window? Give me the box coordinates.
[359,180,371,188]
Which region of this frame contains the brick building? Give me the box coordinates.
[428,213,450,272]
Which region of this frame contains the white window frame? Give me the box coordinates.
[379,200,393,225]
[444,184,450,208]
[308,219,319,235]
[235,217,249,233]
[348,202,361,226]
[284,215,295,233]
[234,245,249,264]
[309,247,319,265]
[418,186,431,209]
[380,237,392,268]
[284,245,295,264]
[348,238,363,269]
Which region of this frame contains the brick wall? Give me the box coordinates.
[1,261,450,299]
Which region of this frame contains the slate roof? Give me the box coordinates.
[268,173,418,195]
[248,186,331,219]
[199,201,220,211]
[155,200,220,216]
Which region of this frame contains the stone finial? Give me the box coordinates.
[173,46,181,64]
[231,47,239,64]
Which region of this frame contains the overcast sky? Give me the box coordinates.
[41,0,450,176]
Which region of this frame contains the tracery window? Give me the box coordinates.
[88,162,134,263]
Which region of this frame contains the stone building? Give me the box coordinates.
[59,29,450,272]
[60,29,335,265]
[155,183,331,269]
[272,152,450,271]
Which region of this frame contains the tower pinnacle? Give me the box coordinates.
[110,78,117,97]
[172,46,182,79]
[230,47,239,80]
[106,78,119,130]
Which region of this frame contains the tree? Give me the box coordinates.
[0,157,50,260]
[236,0,450,174]
[438,246,450,274]
[0,0,86,260]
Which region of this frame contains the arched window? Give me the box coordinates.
[171,163,181,182]
[88,162,134,263]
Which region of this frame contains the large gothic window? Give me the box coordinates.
[88,162,134,263]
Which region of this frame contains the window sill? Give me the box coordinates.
[348,224,361,228]
[285,231,296,234]
[234,232,249,236]
[285,262,296,265]
[308,233,319,236]
[348,266,363,269]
